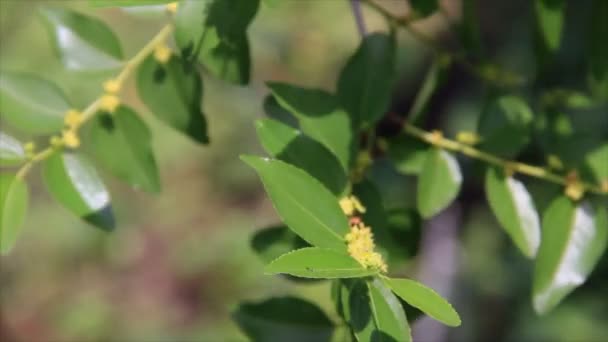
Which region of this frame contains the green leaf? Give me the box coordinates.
[265,248,376,279]
[136,56,208,144]
[89,106,160,193]
[407,57,450,125]
[251,225,308,264]
[583,143,608,185]
[478,96,534,158]
[39,7,123,70]
[0,132,26,166]
[485,167,541,258]
[241,156,348,250]
[255,118,347,196]
[535,0,565,53]
[588,0,608,100]
[89,0,174,7]
[232,296,335,342]
[383,277,461,327]
[341,279,412,342]
[43,152,115,231]
[0,72,71,134]
[410,0,439,17]
[337,33,395,128]
[267,83,353,170]
[385,208,422,260]
[533,197,608,314]
[174,0,259,85]
[388,135,429,175]
[0,174,28,254]
[417,148,462,218]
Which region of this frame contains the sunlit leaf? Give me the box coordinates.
[267,83,353,170]
[233,297,334,342]
[265,248,376,279]
[384,277,461,327]
[0,174,28,254]
[241,156,348,250]
[485,167,541,258]
[417,148,462,218]
[255,118,347,196]
[43,152,115,230]
[39,7,123,70]
[0,132,26,166]
[535,0,565,53]
[89,106,160,193]
[0,72,70,134]
[337,33,395,128]
[136,55,208,144]
[89,0,174,7]
[533,197,608,314]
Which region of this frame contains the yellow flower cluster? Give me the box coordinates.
[565,171,584,201]
[100,94,120,113]
[345,222,387,273]
[62,109,83,148]
[339,195,366,216]
[154,44,172,64]
[166,2,178,14]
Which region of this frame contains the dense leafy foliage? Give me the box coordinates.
[0,0,606,341]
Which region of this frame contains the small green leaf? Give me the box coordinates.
[0,174,28,254]
[417,148,462,218]
[255,118,347,196]
[251,225,308,264]
[587,0,608,99]
[485,167,541,258]
[265,248,376,279]
[241,156,348,250]
[267,82,353,170]
[583,143,608,185]
[136,56,208,144]
[0,132,26,166]
[174,0,259,85]
[43,152,115,231]
[263,95,298,128]
[535,0,565,53]
[39,7,123,70]
[388,135,429,175]
[478,95,534,158]
[0,72,70,134]
[340,279,412,342]
[410,0,439,17]
[533,197,608,314]
[383,277,461,327]
[89,106,160,193]
[337,33,395,128]
[232,296,335,342]
[89,0,174,7]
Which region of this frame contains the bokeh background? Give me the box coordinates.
[1,0,607,341]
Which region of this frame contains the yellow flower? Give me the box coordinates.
[166,2,178,14]
[103,79,121,94]
[429,130,443,145]
[154,44,172,64]
[345,222,387,273]
[601,179,608,193]
[64,109,83,129]
[565,181,584,201]
[62,130,80,148]
[24,142,36,158]
[100,94,120,113]
[339,195,366,216]
[456,131,481,145]
[547,154,564,170]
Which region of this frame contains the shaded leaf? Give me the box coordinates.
[233,296,334,342]
[417,148,462,218]
[39,7,123,70]
[89,106,160,193]
[0,132,26,166]
[485,167,541,258]
[535,0,565,53]
[263,95,298,128]
[533,197,608,314]
[265,248,376,279]
[0,174,28,254]
[588,0,608,99]
[251,225,308,264]
[478,96,534,158]
[410,0,439,17]
[267,82,353,170]
[0,72,70,134]
[256,118,347,196]
[136,55,208,144]
[386,208,422,259]
[241,156,349,250]
[43,152,115,231]
[337,33,395,128]
[388,135,429,175]
[383,277,461,327]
